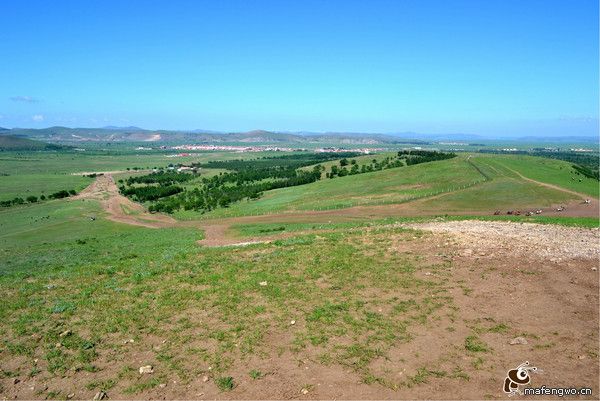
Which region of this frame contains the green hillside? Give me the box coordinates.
[0,135,68,151]
[193,153,596,219]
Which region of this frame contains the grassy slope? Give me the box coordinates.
[196,153,595,219]
[418,154,595,212]
[0,199,474,395]
[0,135,66,151]
[473,154,598,197]
[194,155,486,219]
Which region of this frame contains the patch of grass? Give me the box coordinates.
[487,323,509,333]
[249,369,263,379]
[216,376,235,391]
[407,367,447,387]
[86,379,116,391]
[464,336,489,353]
[124,377,162,394]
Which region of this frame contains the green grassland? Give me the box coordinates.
[0,150,277,203]
[187,153,595,219]
[0,148,598,397]
[471,154,598,197]
[416,155,595,212]
[0,174,92,201]
[0,200,475,395]
[189,155,486,219]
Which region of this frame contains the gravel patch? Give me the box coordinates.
[403,220,599,262]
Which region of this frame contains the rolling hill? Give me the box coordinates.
[0,135,70,151]
[191,153,597,219]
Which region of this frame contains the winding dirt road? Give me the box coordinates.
[75,172,598,246]
[73,174,177,228]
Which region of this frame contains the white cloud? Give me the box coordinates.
[32,114,44,122]
[11,96,39,103]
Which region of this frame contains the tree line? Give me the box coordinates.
[326,150,455,178]
[0,189,78,208]
[119,150,456,214]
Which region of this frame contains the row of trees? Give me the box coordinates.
[326,150,455,179]
[148,166,323,213]
[193,152,362,171]
[121,151,456,214]
[125,171,196,185]
[398,150,457,165]
[119,184,184,202]
[327,156,404,178]
[0,189,78,208]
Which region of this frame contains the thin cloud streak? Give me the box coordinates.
[10,96,39,103]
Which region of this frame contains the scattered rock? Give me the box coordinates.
[202,375,209,382]
[424,272,432,276]
[509,337,528,345]
[124,339,134,344]
[31,384,48,392]
[301,388,309,395]
[139,365,154,374]
[67,393,75,399]
[55,342,62,348]
[12,378,20,385]
[259,281,268,286]
[577,355,586,360]
[159,383,167,388]
[59,330,72,338]
[592,267,597,271]
[93,391,107,400]
[290,320,296,325]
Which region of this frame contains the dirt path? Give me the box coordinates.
[71,170,151,176]
[73,174,177,228]
[503,165,592,200]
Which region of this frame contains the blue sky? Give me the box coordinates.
[0,0,598,137]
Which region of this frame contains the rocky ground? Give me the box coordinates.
[404,220,599,263]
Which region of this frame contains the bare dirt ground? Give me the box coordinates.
[206,222,599,400]
[405,220,600,262]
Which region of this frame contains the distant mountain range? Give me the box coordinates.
[0,127,429,145]
[0,126,597,145]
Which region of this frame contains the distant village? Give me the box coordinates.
[135,144,384,155]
